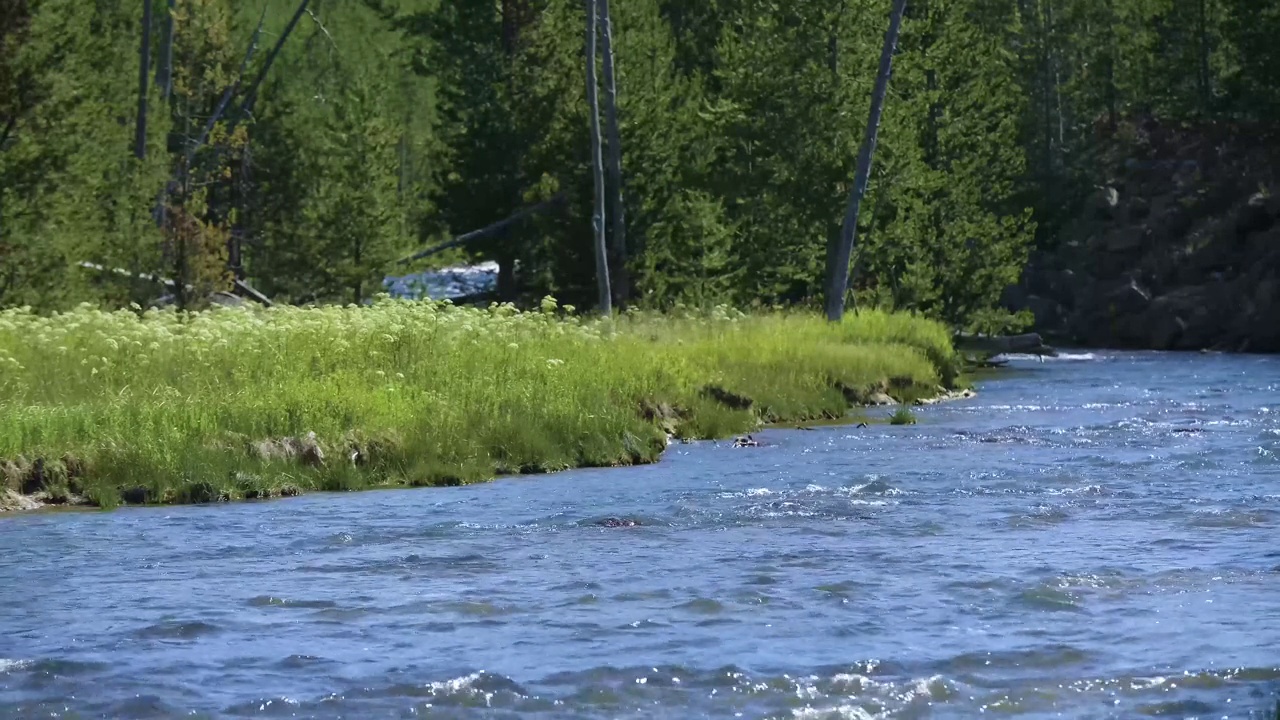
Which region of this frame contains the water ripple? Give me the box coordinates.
[3,352,1280,718]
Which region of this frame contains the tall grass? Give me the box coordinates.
[0,298,958,508]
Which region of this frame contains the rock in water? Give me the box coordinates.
[596,517,641,528]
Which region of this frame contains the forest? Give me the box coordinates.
[2,0,1277,331]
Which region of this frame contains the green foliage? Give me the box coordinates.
[0,302,955,506]
[2,0,1276,330]
[888,406,917,425]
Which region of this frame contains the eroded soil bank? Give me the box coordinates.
[1,378,974,514]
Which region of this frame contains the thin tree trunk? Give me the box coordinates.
[155,0,174,101]
[597,0,628,308]
[1196,0,1210,114]
[1046,0,1063,150]
[135,0,153,160]
[585,0,612,315]
[229,0,311,133]
[824,0,906,322]
[1104,0,1117,131]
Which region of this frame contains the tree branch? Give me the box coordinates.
[393,194,567,267]
[0,116,16,152]
[186,9,266,165]
[229,0,312,130]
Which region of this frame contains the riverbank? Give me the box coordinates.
[0,300,963,513]
[1005,118,1280,352]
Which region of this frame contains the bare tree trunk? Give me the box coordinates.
[597,0,628,308]
[155,0,174,101]
[585,0,612,315]
[1196,0,1211,114]
[824,0,906,322]
[498,0,533,304]
[1048,0,1064,149]
[135,0,153,160]
[228,0,310,134]
[1104,0,1117,132]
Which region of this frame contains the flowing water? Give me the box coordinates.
[2,351,1279,719]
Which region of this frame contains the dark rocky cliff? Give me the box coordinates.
[1006,120,1280,353]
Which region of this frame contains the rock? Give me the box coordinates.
[640,400,683,436]
[1000,282,1028,311]
[1237,192,1277,237]
[19,457,45,495]
[1147,285,1220,350]
[868,392,898,406]
[253,432,325,467]
[254,438,296,463]
[1106,279,1151,316]
[121,486,149,504]
[1146,310,1187,350]
[297,432,325,467]
[1105,227,1147,253]
[701,385,753,411]
[596,517,641,528]
[1025,294,1062,330]
[1127,196,1151,221]
[1092,186,1121,220]
[0,489,41,513]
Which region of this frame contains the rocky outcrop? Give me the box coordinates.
[1007,120,1280,352]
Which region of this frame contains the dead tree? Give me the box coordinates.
[155,0,174,101]
[585,0,612,315]
[825,0,907,322]
[135,0,153,159]
[597,0,628,307]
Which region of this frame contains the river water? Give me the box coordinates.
[2,352,1279,719]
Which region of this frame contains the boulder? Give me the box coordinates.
[1000,282,1028,312]
[0,490,41,513]
[868,392,898,406]
[1092,186,1121,220]
[1147,285,1219,350]
[1105,227,1147,253]
[1238,192,1277,237]
[1127,196,1152,221]
[1025,294,1062,330]
[1145,310,1187,350]
[1106,278,1152,316]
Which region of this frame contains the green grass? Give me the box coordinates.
[888,406,918,425]
[0,298,959,509]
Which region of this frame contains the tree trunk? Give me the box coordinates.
[585,0,612,315]
[824,0,906,322]
[1196,0,1211,114]
[155,0,174,101]
[228,0,310,134]
[135,0,153,160]
[597,0,628,308]
[1104,0,1117,132]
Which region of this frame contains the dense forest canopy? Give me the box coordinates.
[0,0,1276,331]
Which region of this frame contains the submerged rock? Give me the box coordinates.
[596,517,641,528]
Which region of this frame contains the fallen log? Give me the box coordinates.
[954,332,1057,357]
[393,193,567,267]
[77,261,273,307]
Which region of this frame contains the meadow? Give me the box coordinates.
[0,298,961,510]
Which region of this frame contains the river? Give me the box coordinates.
[2,351,1278,718]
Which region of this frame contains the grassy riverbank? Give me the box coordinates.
[0,299,961,511]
